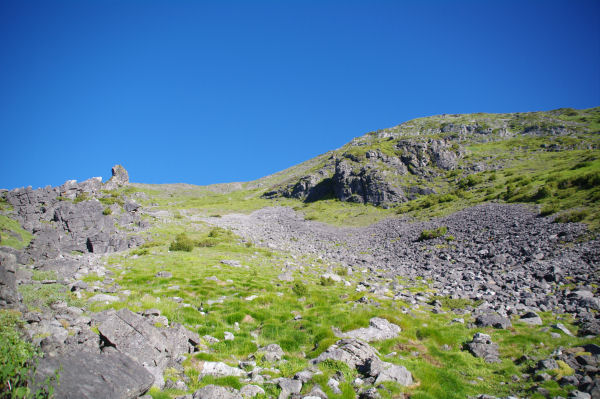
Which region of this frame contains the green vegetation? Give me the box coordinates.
[418,226,448,241]
[18,283,82,312]
[0,215,33,250]
[0,310,55,398]
[169,233,195,252]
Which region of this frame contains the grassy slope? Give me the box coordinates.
[80,203,593,399]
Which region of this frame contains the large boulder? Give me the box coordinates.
[32,350,153,399]
[475,313,512,329]
[311,339,380,370]
[98,309,198,388]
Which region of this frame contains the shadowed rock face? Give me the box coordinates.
[262,137,462,207]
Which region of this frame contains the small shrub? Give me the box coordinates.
[292,282,307,297]
[0,310,44,398]
[131,248,149,256]
[458,174,483,189]
[548,360,575,379]
[196,238,217,248]
[169,233,195,252]
[320,276,336,286]
[419,226,448,241]
[102,207,112,216]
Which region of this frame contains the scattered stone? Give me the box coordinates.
[239,384,265,398]
[257,343,285,362]
[155,271,172,278]
[520,312,543,326]
[278,378,302,396]
[465,333,500,363]
[342,317,401,342]
[278,271,294,282]
[87,294,120,303]
[553,323,574,336]
[197,361,245,378]
[192,385,242,399]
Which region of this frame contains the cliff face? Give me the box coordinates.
[262,107,600,207]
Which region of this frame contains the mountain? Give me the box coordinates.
[0,108,599,399]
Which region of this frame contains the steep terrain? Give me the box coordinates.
[0,107,599,399]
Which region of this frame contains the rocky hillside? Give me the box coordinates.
[0,108,599,399]
[262,107,600,218]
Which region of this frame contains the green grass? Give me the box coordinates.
[19,283,82,311]
[78,200,592,399]
[0,215,32,250]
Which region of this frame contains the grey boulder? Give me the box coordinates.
[32,350,153,399]
[465,333,500,363]
[257,343,285,362]
[475,313,512,329]
[342,317,401,342]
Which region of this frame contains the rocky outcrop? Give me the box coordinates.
[263,137,462,207]
[98,308,200,388]
[332,160,405,207]
[1,165,145,261]
[104,164,129,190]
[396,138,461,172]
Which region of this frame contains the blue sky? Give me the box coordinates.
[1,0,599,189]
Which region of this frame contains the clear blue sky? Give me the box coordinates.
[1,0,599,189]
